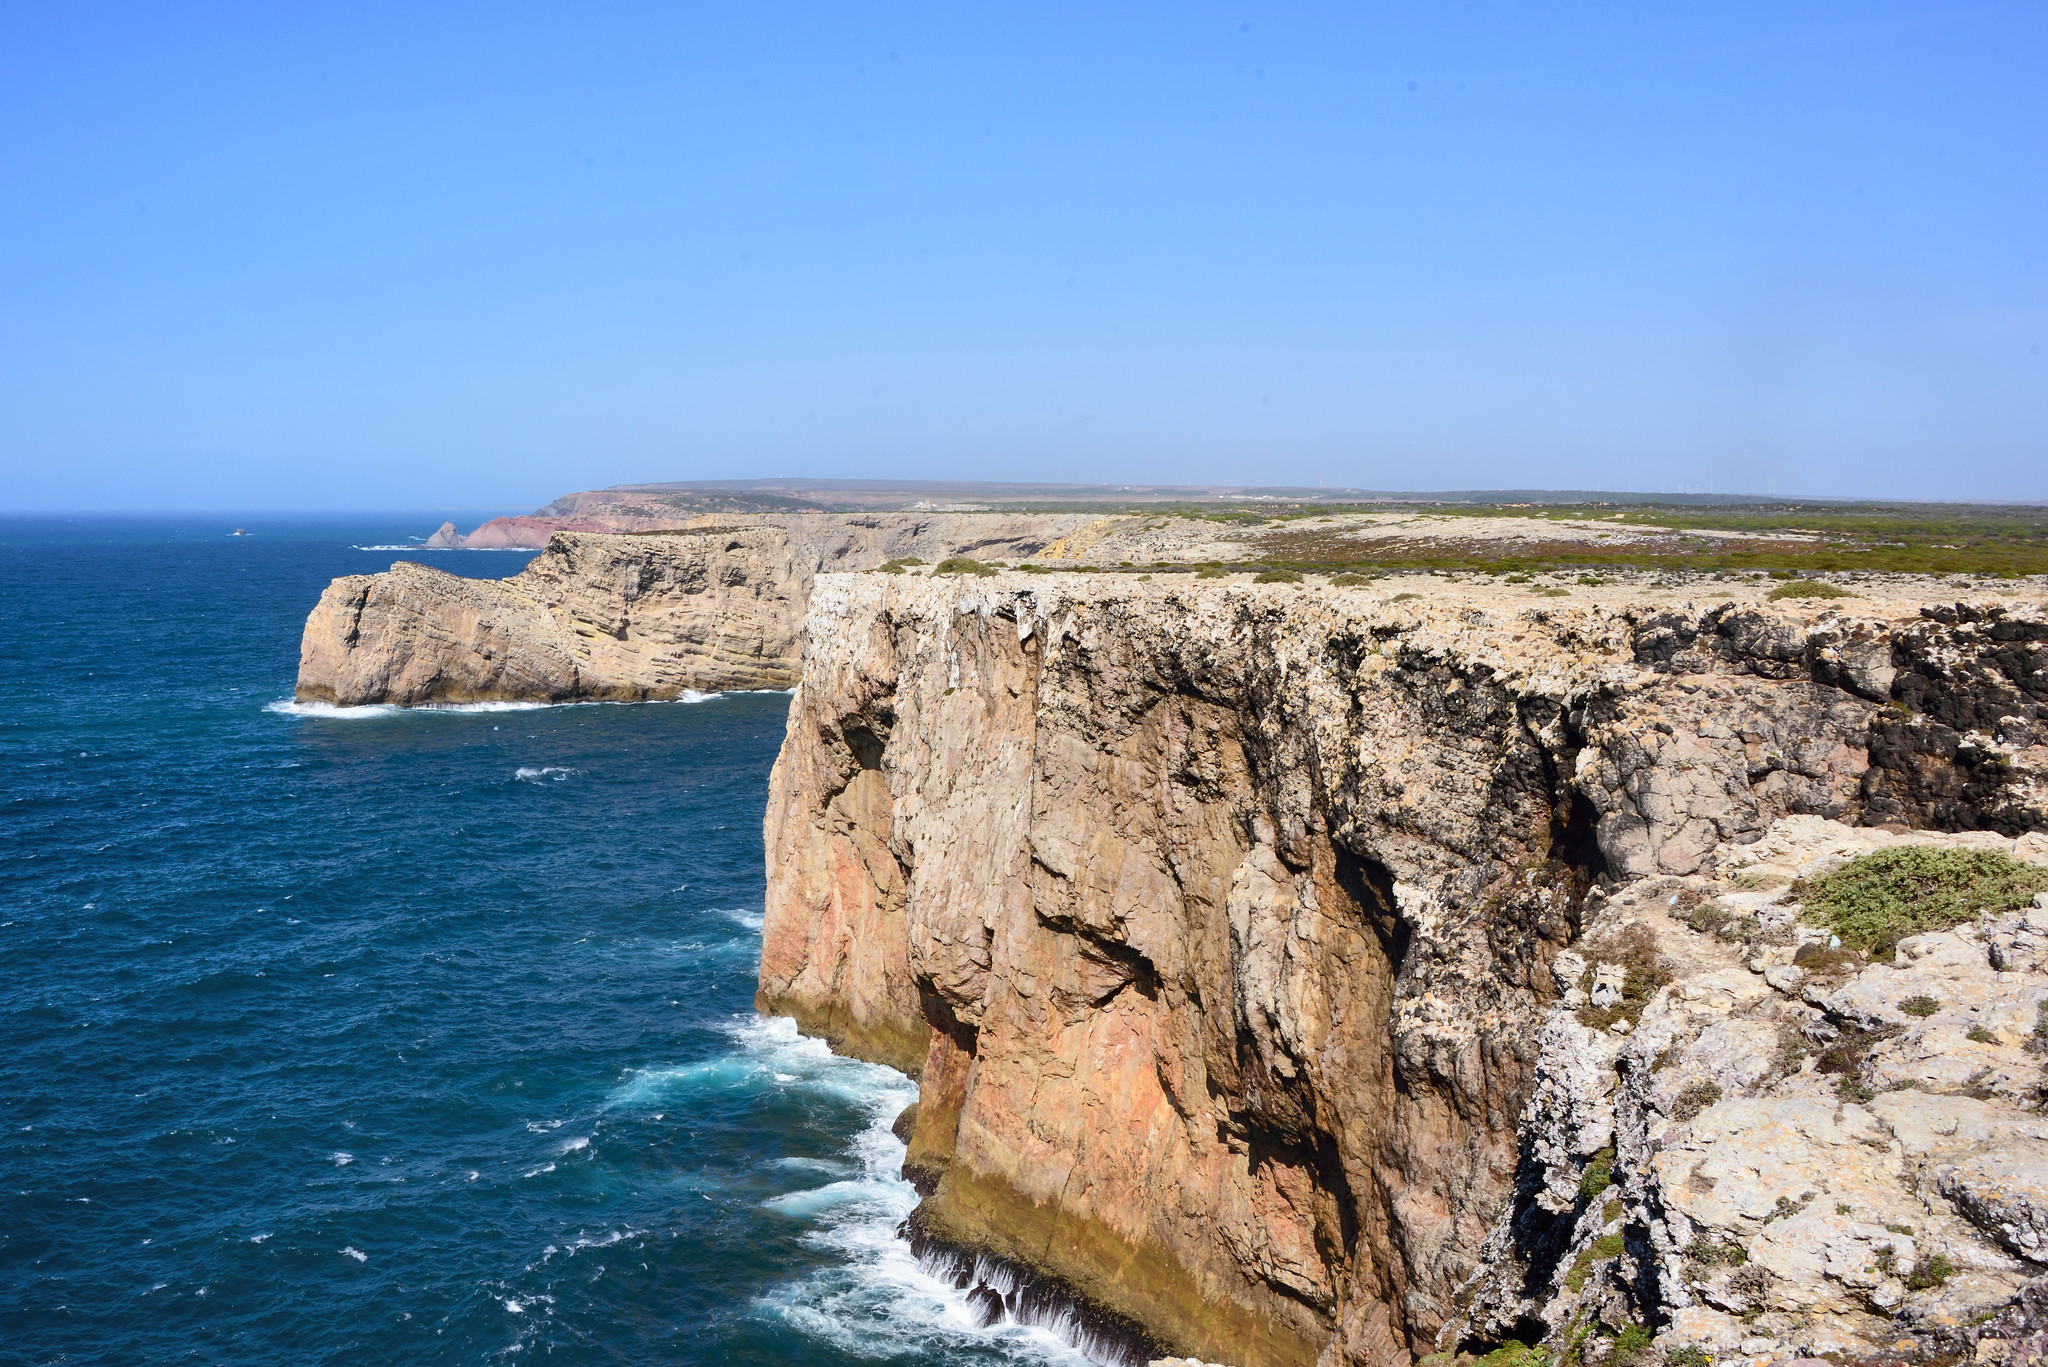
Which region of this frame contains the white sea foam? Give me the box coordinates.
[266,700,401,719]
[695,1013,1095,1364]
[558,1136,589,1155]
[331,1151,354,1166]
[514,766,576,782]
[717,908,765,931]
[341,1246,368,1263]
[267,693,724,720]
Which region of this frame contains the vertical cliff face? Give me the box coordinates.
[758,576,2048,1367]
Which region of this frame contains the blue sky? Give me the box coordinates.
[1,2,2042,509]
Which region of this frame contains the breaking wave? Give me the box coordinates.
[265,692,724,719]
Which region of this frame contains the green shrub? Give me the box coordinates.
[1684,1237,1747,1266]
[1796,846,2048,955]
[934,557,998,577]
[1471,1340,1551,1367]
[1330,572,1370,586]
[1574,925,1674,1030]
[1610,1323,1653,1367]
[1670,1079,1722,1121]
[1578,1148,1615,1202]
[1253,568,1303,583]
[1901,995,1941,1018]
[1766,580,1854,600]
[1195,566,1232,578]
[1968,1025,1997,1043]
[1390,591,1422,601]
[1563,1235,1627,1293]
[1906,1253,1955,1289]
[1533,586,1571,596]
[1504,574,1532,583]
[1665,1346,1712,1367]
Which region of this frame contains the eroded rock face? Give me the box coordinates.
[1455,820,2048,1367]
[297,528,807,704]
[757,577,2048,1367]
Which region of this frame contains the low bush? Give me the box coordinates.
[1906,1253,1956,1289]
[1253,568,1303,583]
[1610,1322,1653,1367]
[1195,566,1232,578]
[1574,925,1675,1030]
[1330,572,1371,586]
[1900,995,1942,1018]
[1796,846,2048,955]
[1389,591,1423,601]
[1578,1148,1615,1202]
[1670,1079,1722,1121]
[1766,580,1854,600]
[1533,587,1571,597]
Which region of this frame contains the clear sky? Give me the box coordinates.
[2,2,2042,510]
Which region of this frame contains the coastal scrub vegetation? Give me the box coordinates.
[933,557,998,577]
[1794,847,2048,955]
[1765,580,1854,600]
[1574,924,1675,1030]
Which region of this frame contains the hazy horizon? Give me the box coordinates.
[4,2,2043,510]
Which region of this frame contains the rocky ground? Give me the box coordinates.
[1456,816,2048,1367]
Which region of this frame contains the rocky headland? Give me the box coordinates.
[755,570,2048,1367]
[295,514,1095,705]
[291,521,2048,1366]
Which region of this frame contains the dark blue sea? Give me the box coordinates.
[0,516,1085,1366]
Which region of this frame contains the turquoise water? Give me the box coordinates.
[0,517,1086,1365]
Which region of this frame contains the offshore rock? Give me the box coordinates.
[757,574,2048,1367]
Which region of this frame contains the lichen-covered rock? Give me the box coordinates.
[1449,819,2048,1367]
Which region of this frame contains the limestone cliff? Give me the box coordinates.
[298,527,806,704]
[295,513,1092,706]
[756,573,2048,1367]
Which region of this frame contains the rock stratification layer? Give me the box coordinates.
[756,574,2047,1367]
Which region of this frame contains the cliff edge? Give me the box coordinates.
[757,572,2048,1367]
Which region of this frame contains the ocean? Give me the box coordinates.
[0,516,1088,1366]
